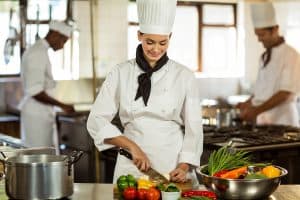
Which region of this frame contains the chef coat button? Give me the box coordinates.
[162,109,165,113]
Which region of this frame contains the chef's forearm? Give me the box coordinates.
[255,91,292,114]
[33,91,66,107]
[104,135,139,151]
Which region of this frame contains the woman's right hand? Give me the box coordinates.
[129,146,151,172]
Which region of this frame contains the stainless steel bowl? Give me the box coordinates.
[196,165,288,200]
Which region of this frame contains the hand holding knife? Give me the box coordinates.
[119,148,169,184]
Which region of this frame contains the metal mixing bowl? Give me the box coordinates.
[196,165,288,200]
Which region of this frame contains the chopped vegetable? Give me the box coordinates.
[137,178,155,189]
[220,166,247,179]
[213,169,229,177]
[165,183,180,192]
[207,145,251,176]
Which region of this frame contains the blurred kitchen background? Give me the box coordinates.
[0,0,300,183]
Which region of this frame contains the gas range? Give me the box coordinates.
[203,124,300,151]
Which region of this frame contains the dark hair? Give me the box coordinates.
[261,25,278,32]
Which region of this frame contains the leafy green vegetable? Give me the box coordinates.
[165,183,180,192]
[245,173,268,179]
[207,145,252,176]
[191,197,212,200]
[156,183,166,191]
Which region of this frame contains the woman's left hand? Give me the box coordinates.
[169,163,190,183]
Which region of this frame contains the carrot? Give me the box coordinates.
[220,166,247,179]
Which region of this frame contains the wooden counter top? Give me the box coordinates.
[0,181,299,200]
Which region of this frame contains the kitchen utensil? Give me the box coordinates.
[119,148,169,184]
[196,164,288,200]
[3,8,19,64]
[0,151,83,199]
[35,4,40,41]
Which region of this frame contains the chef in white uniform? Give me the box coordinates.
[87,0,203,184]
[20,21,75,149]
[237,2,300,127]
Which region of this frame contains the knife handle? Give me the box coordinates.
[119,148,133,160]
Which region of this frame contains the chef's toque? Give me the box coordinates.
[250,2,277,29]
[49,20,73,37]
[137,0,177,35]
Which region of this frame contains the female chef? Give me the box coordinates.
[237,2,300,127]
[87,0,203,184]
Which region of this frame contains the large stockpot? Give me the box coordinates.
[1,151,83,200]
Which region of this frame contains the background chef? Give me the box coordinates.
[87,0,203,185]
[237,2,300,127]
[20,21,75,150]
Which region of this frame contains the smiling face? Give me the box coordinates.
[138,31,170,67]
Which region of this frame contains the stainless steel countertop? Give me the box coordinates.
[0,181,300,200]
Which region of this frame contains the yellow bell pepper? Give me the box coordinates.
[137,178,155,189]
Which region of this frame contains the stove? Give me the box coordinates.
[203,124,300,150]
[202,124,300,184]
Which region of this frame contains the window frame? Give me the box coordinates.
[127,1,237,73]
[178,1,237,72]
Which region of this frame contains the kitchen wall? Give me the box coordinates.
[1,0,299,111]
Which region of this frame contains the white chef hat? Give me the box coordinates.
[250,2,278,29]
[49,20,73,37]
[137,0,177,35]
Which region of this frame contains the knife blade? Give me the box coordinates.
[119,148,169,184]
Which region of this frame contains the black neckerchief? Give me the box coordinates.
[135,44,169,106]
[261,37,285,68]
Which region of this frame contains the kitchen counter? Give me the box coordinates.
[0,182,299,200]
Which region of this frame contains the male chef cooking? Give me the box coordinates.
[20,21,75,150]
[87,0,203,185]
[237,2,300,127]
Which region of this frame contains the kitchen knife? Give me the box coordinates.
[119,148,169,184]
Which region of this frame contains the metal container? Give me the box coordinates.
[1,152,82,199]
[196,165,288,200]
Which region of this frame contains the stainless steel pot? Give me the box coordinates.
[1,151,83,199]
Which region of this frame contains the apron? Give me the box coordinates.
[20,39,58,150]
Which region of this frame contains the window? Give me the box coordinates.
[276,2,300,53]
[24,0,79,80]
[127,1,238,77]
[0,1,20,76]
[0,0,79,80]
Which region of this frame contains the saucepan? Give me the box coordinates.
[0,150,83,199]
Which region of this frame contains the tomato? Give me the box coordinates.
[123,187,137,200]
[137,188,148,200]
[146,187,160,200]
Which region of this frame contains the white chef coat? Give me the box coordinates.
[20,39,58,148]
[252,43,300,126]
[87,59,203,185]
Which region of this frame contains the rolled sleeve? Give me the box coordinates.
[178,75,203,167]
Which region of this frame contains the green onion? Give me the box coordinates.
[207,145,252,176]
